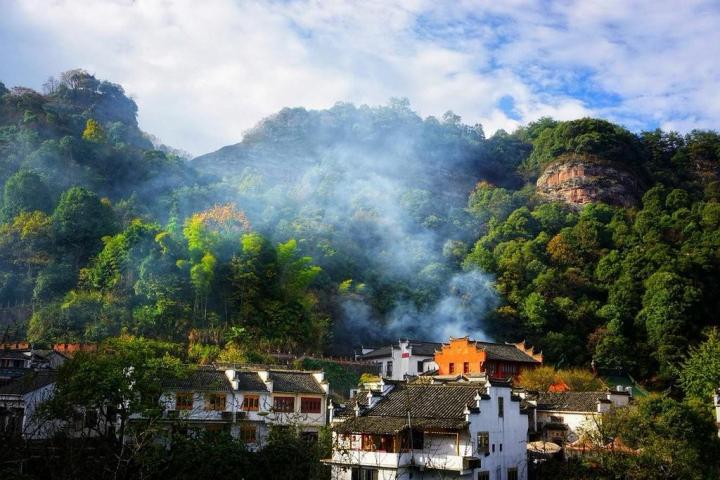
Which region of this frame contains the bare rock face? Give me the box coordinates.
[536,154,642,207]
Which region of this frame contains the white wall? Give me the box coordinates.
[21,383,58,439]
[467,386,528,480]
[536,410,598,443]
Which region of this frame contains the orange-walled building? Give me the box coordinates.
[434,337,542,379]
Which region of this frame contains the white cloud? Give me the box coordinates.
[0,0,718,154]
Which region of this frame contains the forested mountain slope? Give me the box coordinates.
[1,71,719,388]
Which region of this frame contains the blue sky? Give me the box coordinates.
[1,0,719,155]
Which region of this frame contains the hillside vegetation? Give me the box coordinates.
[1,71,719,391]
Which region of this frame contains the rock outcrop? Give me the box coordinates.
[536,154,642,208]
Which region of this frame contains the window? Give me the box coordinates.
[401,429,424,450]
[243,395,259,411]
[273,396,295,412]
[500,443,503,452]
[301,397,321,413]
[361,434,395,452]
[351,468,378,480]
[477,431,489,454]
[205,393,226,411]
[492,444,495,453]
[463,362,470,374]
[498,396,504,418]
[417,361,424,373]
[176,392,193,410]
[477,472,490,480]
[240,423,257,444]
[507,468,518,480]
[386,361,393,377]
[449,362,455,374]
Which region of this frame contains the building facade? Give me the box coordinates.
[327,375,528,480]
[357,340,440,380]
[154,366,330,448]
[0,370,57,439]
[434,338,541,379]
[526,389,631,445]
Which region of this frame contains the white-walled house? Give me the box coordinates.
[0,370,57,439]
[527,389,631,445]
[357,340,440,380]
[154,366,330,448]
[326,376,528,480]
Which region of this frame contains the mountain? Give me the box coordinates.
[2,71,720,388]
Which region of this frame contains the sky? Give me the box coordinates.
[1,0,719,156]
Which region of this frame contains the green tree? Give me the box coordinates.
[679,328,720,404]
[52,187,117,264]
[1,170,52,221]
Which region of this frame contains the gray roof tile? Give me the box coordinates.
[270,371,324,394]
[0,370,55,396]
[161,368,232,392]
[533,391,607,412]
[234,371,268,391]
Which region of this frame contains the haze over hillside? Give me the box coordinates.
[0,70,719,386]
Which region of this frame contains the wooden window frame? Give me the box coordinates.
[243,395,260,411]
[176,392,193,411]
[240,423,257,444]
[300,397,321,414]
[205,393,226,411]
[273,396,295,413]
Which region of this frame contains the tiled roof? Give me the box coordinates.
[270,371,324,394]
[234,371,268,391]
[357,341,441,360]
[335,415,467,434]
[334,389,372,418]
[161,368,232,392]
[533,391,607,412]
[357,345,392,359]
[365,383,484,420]
[407,341,441,356]
[474,342,540,364]
[0,370,56,396]
[0,349,31,360]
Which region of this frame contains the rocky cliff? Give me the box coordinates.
[536,154,643,207]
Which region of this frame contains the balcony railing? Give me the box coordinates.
[330,450,480,472]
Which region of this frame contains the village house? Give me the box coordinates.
[154,366,330,448]
[326,373,528,480]
[356,340,440,380]
[0,370,56,439]
[434,337,542,380]
[0,342,76,386]
[525,388,631,445]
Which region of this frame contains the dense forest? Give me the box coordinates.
[1,70,720,391]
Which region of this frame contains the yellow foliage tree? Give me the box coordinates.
[518,365,606,392]
[82,118,106,143]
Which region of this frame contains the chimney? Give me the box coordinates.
[463,405,471,422]
[474,391,482,409]
[354,402,361,417]
[327,399,334,423]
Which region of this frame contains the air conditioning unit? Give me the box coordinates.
[166,410,178,419]
[236,411,247,420]
[221,411,234,421]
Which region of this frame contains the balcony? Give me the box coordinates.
[328,450,480,472]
